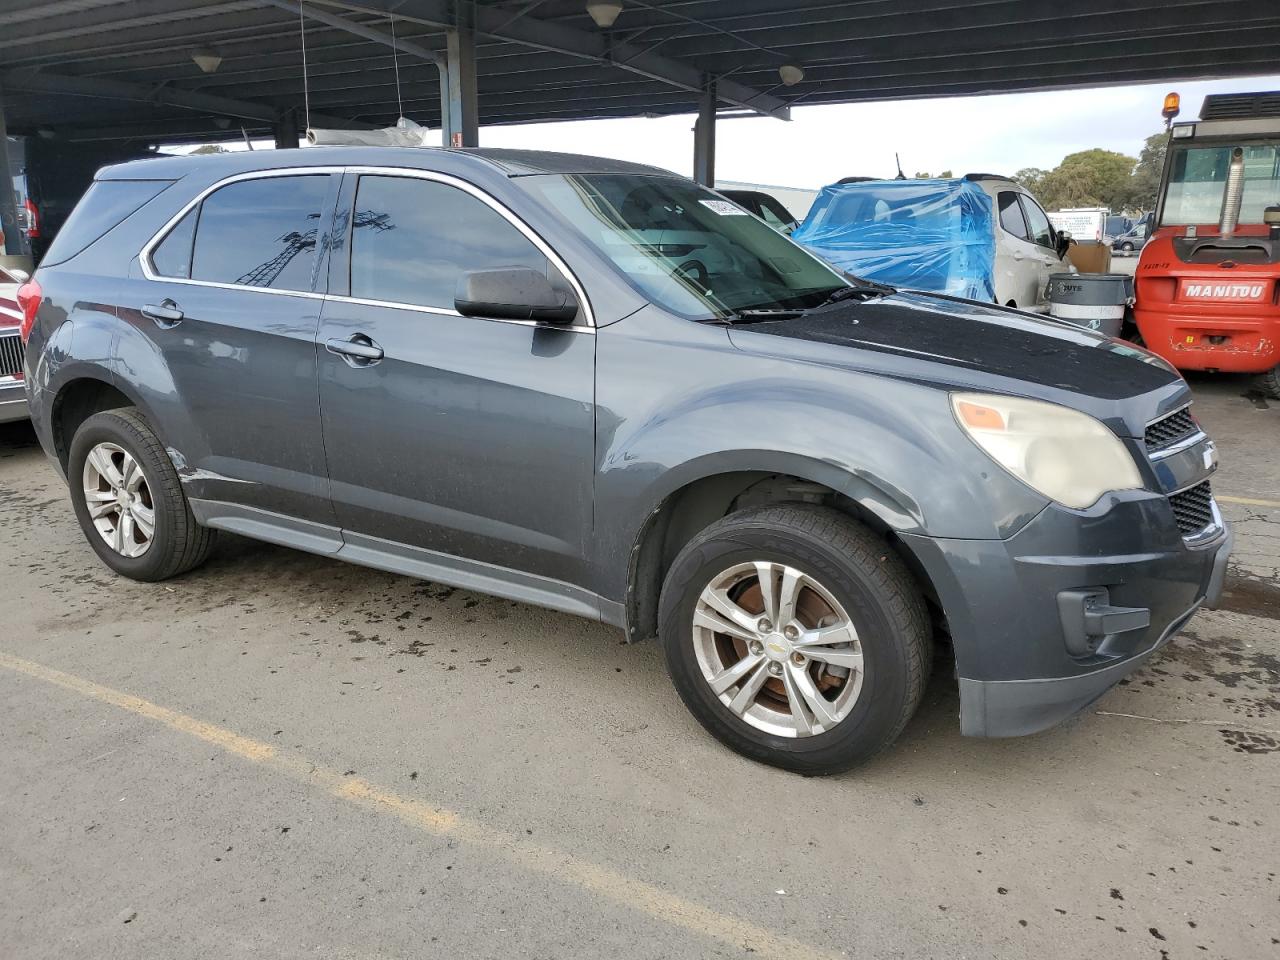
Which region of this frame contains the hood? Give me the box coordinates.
[726,291,1186,433]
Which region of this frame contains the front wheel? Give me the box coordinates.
[1256,365,1280,400]
[659,505,932,775]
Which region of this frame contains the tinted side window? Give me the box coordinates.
[43,179,173,267]
[1019,195,1055,248]
[150,208,197,279]
[997,191,1028,239]
[350,175,549,310]
[191,175,329,291]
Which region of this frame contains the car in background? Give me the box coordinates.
[1111,223,1149,256]
[0,264,29,422]
[1104,213,1134,243]
[719,189,800,233]
[794,174,1071,311]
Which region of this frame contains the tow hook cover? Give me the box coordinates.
[1058,588,1151,657]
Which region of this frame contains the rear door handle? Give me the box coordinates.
[142,300,183,328]
[325,334,384,365]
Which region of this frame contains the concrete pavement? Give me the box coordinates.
[1,376,1276,960]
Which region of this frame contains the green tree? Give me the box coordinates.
[1013,167,1047,196]
[1125,131,1168,212]
[1033,149,1137,211]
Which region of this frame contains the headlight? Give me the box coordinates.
[951,393,1143,509]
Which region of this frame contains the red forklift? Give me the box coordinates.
[1133,91,1280,397]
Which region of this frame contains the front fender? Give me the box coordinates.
[591,307,1047,601]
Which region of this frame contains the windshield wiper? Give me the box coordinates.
[812,280,896,307]
[696,306,807,325]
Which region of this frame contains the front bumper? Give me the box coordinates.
[0,377,28,424]
[904,492,1232,738]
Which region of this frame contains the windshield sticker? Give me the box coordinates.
[700,199,748,216]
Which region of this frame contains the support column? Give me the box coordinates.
[442,2,478,148]
[693,78,716,187]
[0,80,29,259]
[273,107,300,149]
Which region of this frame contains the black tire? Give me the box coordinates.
[68,407,216,582]
[1121,242,1134,254]
[659,504,932,775]
[1255,365,1280,401]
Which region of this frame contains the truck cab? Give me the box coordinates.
[1133,92,1280,397]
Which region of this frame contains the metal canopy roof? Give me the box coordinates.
[2,0,1280,144]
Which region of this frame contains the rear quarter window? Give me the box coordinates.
[41,179,173,267]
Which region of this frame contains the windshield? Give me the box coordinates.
[518,174,845,319]
[1161,142,1280,226]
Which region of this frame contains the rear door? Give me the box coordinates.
[315,170,595,584]
[137,170,339,524]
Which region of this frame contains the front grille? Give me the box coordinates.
[0,333,23,379]
[1145,407,1198,453]
[1170,480,1215,536]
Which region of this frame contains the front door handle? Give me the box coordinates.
[142,300,184,328]
[325,334,384,365]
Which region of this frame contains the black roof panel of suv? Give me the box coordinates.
[97,146,675,181]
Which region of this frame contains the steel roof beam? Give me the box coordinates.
[0,69,360,128]
[256,0,444,65]
[0,0,262,49]
[317,0,791,119]
[650,0,1276,59]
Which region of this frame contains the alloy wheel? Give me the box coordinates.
[81,441,155,558]
[692,561,865,737]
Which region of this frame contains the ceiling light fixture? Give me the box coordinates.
[778,63,805,86]
[586,1,623,28]
[192,47,223,74]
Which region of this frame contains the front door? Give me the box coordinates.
[1017,193,1065,310]
[993,189,1044,308]
[134,171,338,524]
[315,171,595,585]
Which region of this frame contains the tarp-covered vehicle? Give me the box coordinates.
[793,176,1070,310]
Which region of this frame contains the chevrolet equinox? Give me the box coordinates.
[19,148,1232,774]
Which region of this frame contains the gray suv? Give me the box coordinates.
[20,148,1231,774]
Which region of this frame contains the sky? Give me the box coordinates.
[192,73,1280,191]
[478,75,1280,189]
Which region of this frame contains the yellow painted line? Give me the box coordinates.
[0,651,837,960]
[1217,494,1280,508]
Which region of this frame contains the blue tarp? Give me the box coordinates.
[792,179,997,301]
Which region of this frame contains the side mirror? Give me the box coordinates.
[454,267,578,324]
[1055,230,1073,259]
[4,268,29,283]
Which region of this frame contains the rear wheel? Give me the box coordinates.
[659,504,932,775]
[1121,242,1134,254]
[1256,365,1280,400]
[68,407,216,581]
